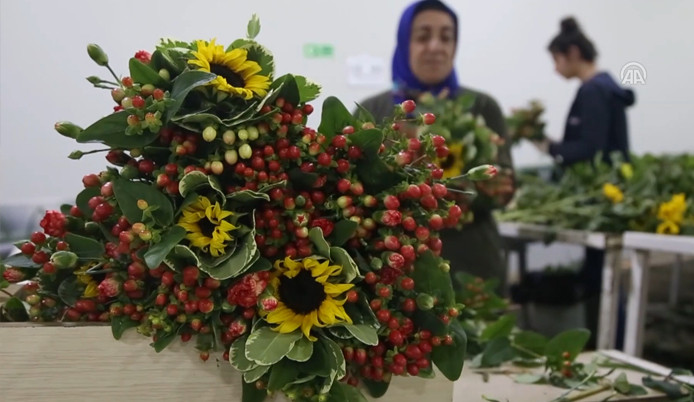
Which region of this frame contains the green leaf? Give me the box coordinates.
[308,227,331,258]
[338,324,378,346]
[110,316,139,340]
[243,364,270,383]
[241,379,268,402]
[544,329,590,368]
[330,247,359,283]
[328,220,358,247]
[513,374,545,384]
[171,112,224,129]
[245,326,302,366]
[246,43,274,79]
[166,70,216,121]
[294,340,332,377]
[247,14,261,39]
[77,111,159,148]
[226,189,270,205]
[412,310,447,336]
[288,168,318,189]
[64,233,106,259]
[112,178,174,227]
[642,377,688,398]
[243,257,272,274]
[269,74,300,107]
[150,49,187,76]
[143,226,186,269]
[57,276,80,307]
[231,335,257,371]
[200,232,257,280]
[179,171,226,202]
[129,58,168,87]
[294,75,321,103]
[2,297,29,321]
[614,372,631,394]
[480,314,516,341]
[513,331,548,358]
[362,378,390,398]
[318,96,354,142]
[353,102,375,123]
[329,382,368,402]
[287,336,314,362]
[356,154,402,194]
[267,358,296,392]
[348,128,382,155]
[75,187,101,217]
[152,328,179,352]
[411,250,455,305]
[432,320,467,380]
[163,245,199,272]
[1,253,39,268]
[480,337,515,368]
[319,337,346,393]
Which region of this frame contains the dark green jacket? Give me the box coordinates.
[358,88,514,289]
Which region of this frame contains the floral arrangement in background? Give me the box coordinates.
[506,100,546,145]
[0,16,504,402]
[414,91,501,180]
[497,153,694,235]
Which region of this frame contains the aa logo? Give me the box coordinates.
[620,62,646,85]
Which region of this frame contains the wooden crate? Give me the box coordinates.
[0,323,454,402]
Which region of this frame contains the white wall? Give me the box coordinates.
[2,0,693,207]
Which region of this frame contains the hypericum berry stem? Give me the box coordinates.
[105,64,122,87]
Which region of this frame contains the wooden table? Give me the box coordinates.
[455,349,692,402]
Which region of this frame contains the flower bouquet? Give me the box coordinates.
[0,16,497,402]
[506,100,546,145]
[414,92,501,180]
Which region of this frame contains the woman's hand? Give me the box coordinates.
[475,167,515,207]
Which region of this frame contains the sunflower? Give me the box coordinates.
[656,220,680,235]
[75,264,99,298]
[602,183,624,204]
[657,193,687,223]
[437,142,464,179]
[178,196,236,257]
[264,257,354,341]
[188,39,270,100]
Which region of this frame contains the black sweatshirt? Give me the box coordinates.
[549,72,635,165]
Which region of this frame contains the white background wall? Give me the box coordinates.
[1,0,693,207]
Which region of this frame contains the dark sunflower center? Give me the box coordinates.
[279,269,326,315]
[198,218,217,238]
[210,64,245,88]
[440,154,455,169]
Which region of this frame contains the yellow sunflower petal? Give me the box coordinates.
[276,316,303,334]
[323,283,354,296]
[301,311,319,341]
[266,303,294,323]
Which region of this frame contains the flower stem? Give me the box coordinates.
[1,289,15,298]
[81,148,111,156]
[105,63,122,87]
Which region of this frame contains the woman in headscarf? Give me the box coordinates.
[358,0,515,291]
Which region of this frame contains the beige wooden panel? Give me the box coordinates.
[0,324,453,402]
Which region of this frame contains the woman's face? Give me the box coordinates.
[552,46,580,79]
[409,10,456,86]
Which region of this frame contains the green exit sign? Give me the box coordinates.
[303,43,334,59]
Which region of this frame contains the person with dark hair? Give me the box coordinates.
[358,0,515,290]
[534,17,636,348]
[534,17,635,165]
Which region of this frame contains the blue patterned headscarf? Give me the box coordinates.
[392,0,459,104]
